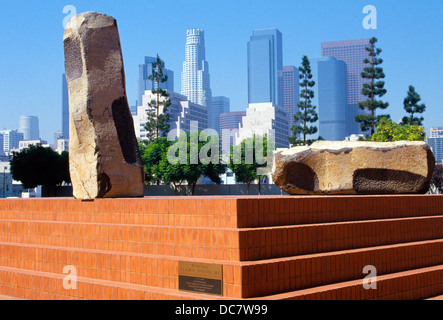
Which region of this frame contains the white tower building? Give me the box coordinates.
[181,28,212,125]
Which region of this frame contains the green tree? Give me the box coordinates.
[165,130,226,195]
[139,137,171,185]
[402,85,426,126]
[228,134,272,195]
[355,37,390,135]
[10,145,71,196]
[371,118,425,142]
[144,54,171,143]
[290,55,318,146]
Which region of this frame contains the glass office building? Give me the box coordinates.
[310,57,348,141]
[321,39,371,136]
[282,66,299,134]
[247,28,283,107]
[211,96,230,134]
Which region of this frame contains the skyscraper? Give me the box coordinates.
[62,74,69,139]
[18,115,39,141]
[181,28,212,110]
[282,66,299,134]
[211,96,230,134]
[137,56,174,107]
[247,28,283,107]
[310,57,348,141]
[321,39,371,135]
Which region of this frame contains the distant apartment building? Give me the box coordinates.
[321,39,372,136]
[133,90,208,141]
[219,111,246,156]
[56,138,69,154]
[0,130,24,152]
[428,127,443,163]
[18,139,49,151]
[236,103,289,149]
[137,56,174,107]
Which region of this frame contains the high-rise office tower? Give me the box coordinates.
[282,66,299,134]
[62,74,69,139]
[181,28,212,110]
[211,96,230,134]
[310,57,348,141]
[18,115,39,141]
[248,28,283,107]
[321,39,371,135]
[137,56,174,107]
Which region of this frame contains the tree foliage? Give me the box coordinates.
[402,85,426,126]
[227,134,272,195]
[371,118,426,142]
[10,145,70,192]
[355,37,390,135]
[139,131,226,195]
[290,55,318,146]
[144,54,171,143]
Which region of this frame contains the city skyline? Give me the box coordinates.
[0,0,442,142]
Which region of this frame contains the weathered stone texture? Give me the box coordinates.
[272,141,435,195]
[64,12,144,199]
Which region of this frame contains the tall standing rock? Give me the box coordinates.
[63,12,144,199]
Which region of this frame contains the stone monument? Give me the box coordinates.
[272,141,435,195]
[63,12,144,199]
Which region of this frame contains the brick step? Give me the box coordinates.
[1,195,443,229]
[1,239,443,298]
[0,241,243,298]
[257,264,443,300]
[1,215,443,261]
[0,266,223,300]
[239,215,443,260]
[0,294,25,300]
[2,263,443,300]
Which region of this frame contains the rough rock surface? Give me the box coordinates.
[272,141,435,195]
[63,11,144,199]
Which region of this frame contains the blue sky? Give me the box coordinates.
[0,0,442,142]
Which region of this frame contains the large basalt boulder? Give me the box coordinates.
[272,141,435,195]
[63,12,144,199]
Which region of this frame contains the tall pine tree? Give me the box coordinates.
[402,85,426,126]
[355,37,389,135]
[289,55,318,146]
[144,54,171,143]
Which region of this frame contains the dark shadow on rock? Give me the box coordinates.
[353,168,427,194]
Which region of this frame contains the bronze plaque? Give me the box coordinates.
[178,261,223,296]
